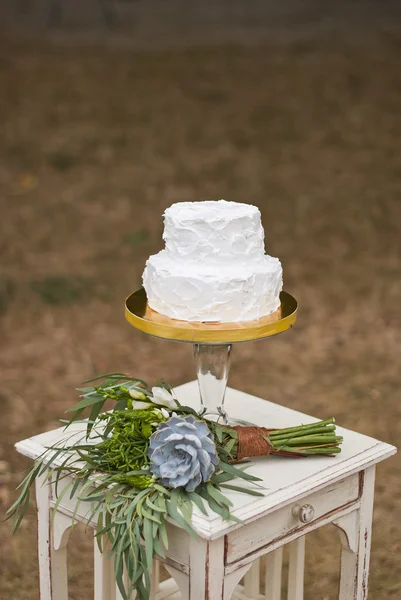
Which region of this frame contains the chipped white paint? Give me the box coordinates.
[226,474,360,565]
[35,473,52,600]
[333,512,359,555]
[188,536,226,599]
[337,466,376,600]
[18,382,396,600]
[35,472,70,600]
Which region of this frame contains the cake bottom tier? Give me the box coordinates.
[142,251,283,322]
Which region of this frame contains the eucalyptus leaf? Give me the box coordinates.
[153,536,166,559]
[186,491,208,516]
[159,520,169,550]
[220,483,265,496]
[167,499,197,539]
[217,460,262,482]
[65,394,105,413]
[142,506,161,524]
[146,495,166,513]
[96,512,104,553]
[143,513,154,573]
[206,482,233,508]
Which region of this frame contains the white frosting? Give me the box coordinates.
[142,200,283,323]
[143,250,282,322]
[163,200,265,262]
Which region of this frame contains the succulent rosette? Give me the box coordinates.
[148,415,219,491]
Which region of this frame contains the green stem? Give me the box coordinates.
[275,446,342,455]
[269,418,335,436]
[271,435,343,447]
[269,425,336,441]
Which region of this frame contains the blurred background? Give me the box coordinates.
[1,1,400,598]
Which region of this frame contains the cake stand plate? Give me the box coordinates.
[125,288,297,344]
[125,288,297,422]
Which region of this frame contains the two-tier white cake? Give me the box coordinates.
[142,200,283,322]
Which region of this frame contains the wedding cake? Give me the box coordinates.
[142,200,283,322]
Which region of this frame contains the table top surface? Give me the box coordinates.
[15,381,396,539]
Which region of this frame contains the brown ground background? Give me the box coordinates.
[1,3,401,598]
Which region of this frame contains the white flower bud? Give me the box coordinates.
[129,388,147,400]
[131,400,152,410]
[151,386,178,409]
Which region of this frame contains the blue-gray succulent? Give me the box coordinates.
[148,415,219,491]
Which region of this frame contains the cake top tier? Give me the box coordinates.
[163,200,265,262]
[165,200,259,221]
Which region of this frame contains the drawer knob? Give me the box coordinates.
[297,504,315,523]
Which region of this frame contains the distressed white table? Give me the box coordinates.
[15,381,396,600]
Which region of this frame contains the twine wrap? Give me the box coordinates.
[232,426,272,461]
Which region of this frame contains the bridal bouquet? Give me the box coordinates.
[8,374,342,600]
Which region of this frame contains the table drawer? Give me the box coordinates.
[226,473,360,565]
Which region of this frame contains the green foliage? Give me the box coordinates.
[7,372,341,599]
[91,409,165,473]
[7,372,263,600]
[207,421,238,461]
[67,373,153,437]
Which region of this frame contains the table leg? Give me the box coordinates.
[35,473,71,600]
[188,537,226,600]
[36,474,53,599]
[150,559,160,599]
[336,466,376,600]
[287,537,305,600]
[264,547,283,600]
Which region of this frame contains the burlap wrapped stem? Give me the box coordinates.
[209,418,343,462]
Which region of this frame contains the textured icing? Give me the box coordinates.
[143,250,282,322]
[142,199,283,323]
[163,200,265,262]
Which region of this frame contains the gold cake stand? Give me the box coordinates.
[125,288,297,422]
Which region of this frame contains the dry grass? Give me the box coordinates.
[0,33,400,599]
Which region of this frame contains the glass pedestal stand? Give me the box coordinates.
[194,343,232,422]
[125,288,297,423]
